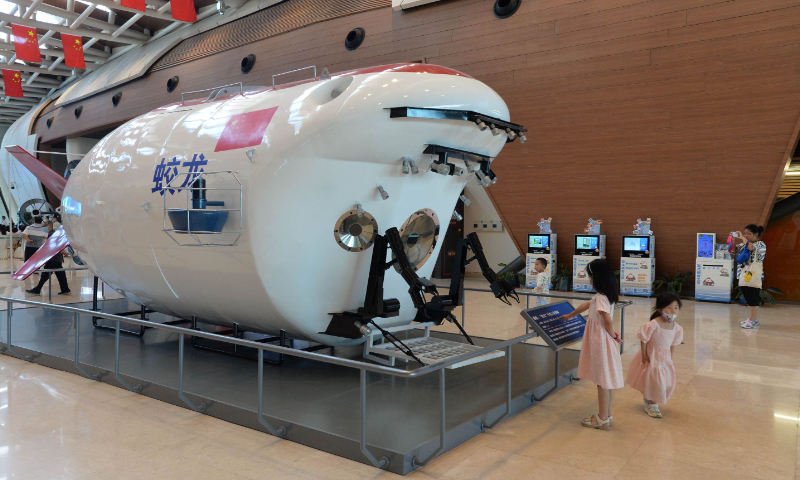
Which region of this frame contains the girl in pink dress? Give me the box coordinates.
[561,259,622,431]
[626,293,684,418]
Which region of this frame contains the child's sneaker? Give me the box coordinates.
[740,318,760,327]
[741,319,758,329]
[645,404,662,418]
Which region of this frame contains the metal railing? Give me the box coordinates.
[0,289,633,471]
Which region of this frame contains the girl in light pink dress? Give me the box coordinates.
[626,293,684,418]
[561,259,623,431]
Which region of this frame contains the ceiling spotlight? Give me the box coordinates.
[475,170,490,187]
[452,211,463,221]
[377,185,389,200]
[460,194,471,206]
[402,158,410,174]
[464,159,476,173]
[356,202,365,216]
[452,166,465,177]
[490,124,501,136]
[506,128,517,140]
[409,159,419,174]
[519,133,528,144]
[475,119,487,131]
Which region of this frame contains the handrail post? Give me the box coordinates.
[620,307,625,354]
[482,345,512,429]
[2,301,31,360]
[178,333,206,412]
[360,369,389,469]
[533,350,560,402]
[74,312,99,379]
[257,349,286,437]
[412,368,446,467]
[115,320,142,392]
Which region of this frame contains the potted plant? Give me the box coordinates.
[551,263,572,291]
[498,263,525,288]
[653,271,692,296]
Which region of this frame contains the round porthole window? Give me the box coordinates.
[167,76,179,93]
[394,209,440,271]
[345,27,365,51]
[334,209,378,252]
[241,54,256,74]
[494,0,521,19]
[112,91,122,107]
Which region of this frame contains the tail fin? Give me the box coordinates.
[5,145,67,199]
[12,226,69,281]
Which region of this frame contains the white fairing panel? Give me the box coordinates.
[62,64,514,345]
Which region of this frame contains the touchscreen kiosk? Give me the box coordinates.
[526,233,557,289]
[620,235,656,296]
[695,233,732,302]
[573,234,606,293]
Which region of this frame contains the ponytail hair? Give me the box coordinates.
[744,224,765,237]
[650,293,682,320]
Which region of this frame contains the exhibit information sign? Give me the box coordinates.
[521,301,586,351]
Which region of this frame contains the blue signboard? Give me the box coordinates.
[520,301,587,351]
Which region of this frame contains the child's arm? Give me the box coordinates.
[560,301,590,321]
[641,342,649,363]
[600,311,616,339]
[670,346,674,357]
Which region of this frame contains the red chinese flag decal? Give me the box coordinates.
[214,107,278,152]
[61,34,86,69]
[3,70,24,98]
[121,0,146,11]
[170,0,197,22]
[11,24,41,63]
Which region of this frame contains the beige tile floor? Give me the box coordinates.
[1,275,799,479]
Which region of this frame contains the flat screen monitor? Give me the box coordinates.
[697,233,715,258]
[527,234,550,253]
[623,236,649,252]
[575,235,599,255]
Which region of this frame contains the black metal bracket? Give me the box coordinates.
[387,107,527,143]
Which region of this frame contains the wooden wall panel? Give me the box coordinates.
[32,0,800,282]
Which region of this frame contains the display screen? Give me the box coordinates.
[576,236,598,250]
[697,234,714,258]
[623,236,649,252]
[528,234,549,251]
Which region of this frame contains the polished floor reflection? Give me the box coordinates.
[0,277,798,479]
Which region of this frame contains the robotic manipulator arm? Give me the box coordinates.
[324,228,519,347]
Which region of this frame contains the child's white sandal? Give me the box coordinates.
[645,404,662,418]
[581,414,612,430]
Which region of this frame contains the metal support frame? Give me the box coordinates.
[533,350,561,402]
[481,345,511,430]
[178,333,206,412]
[91,276,147,336]
[411,368,446,467]
[360,369,389,469]
[191,316,286,365]
[114,320,142,392]
[73,312,100,379]
[2,302,31,360]
[272,65,316,87]
[257,349,287,437]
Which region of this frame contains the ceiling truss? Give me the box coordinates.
[0,0,208,125]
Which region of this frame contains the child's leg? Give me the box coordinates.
[607,388,615,418]
[597,385,609,421]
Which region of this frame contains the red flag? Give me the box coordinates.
[11,24,41,63]
[214,107,278,152]
[60,34,86,69]
[170,0,197,22]
[121,0,146,12]
[2,70,24,98]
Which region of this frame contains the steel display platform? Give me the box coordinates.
[0,298,579,475]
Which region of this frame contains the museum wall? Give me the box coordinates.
[32,0,800,281]
[763,211,800,301]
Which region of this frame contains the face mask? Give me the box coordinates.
[661,312,677,323]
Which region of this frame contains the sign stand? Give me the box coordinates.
[520,301,585,401]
